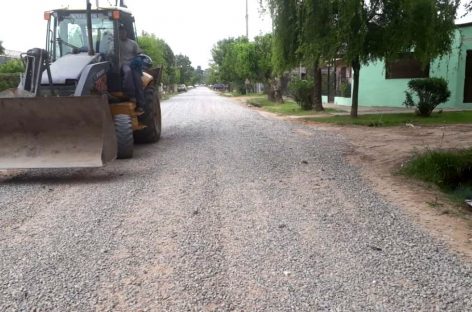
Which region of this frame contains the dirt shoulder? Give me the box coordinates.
[237,96,472,260]
[322,123,472,259]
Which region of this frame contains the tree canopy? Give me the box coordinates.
[175,54,194,85]
[262,0,459,116]
[210,35,274,94]
[138,32,176,86]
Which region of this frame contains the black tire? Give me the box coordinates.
[134,86,162,143]
[114,114,134,159]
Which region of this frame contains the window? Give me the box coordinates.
[55,12,114,58]
[385,53,429,79]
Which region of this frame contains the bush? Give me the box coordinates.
[401,149,472,190]
[0,59,24,74]
[404,77,450,117]
[288,78,313,110]
[0,73,20,91]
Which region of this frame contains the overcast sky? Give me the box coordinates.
[2,1,472,69]
[0,0,272,69]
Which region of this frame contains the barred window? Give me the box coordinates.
[385,53,429,79]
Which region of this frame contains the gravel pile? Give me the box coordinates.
[0,88,471,311]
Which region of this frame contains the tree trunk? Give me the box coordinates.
[267,79,275,102]
[351,58,361,118]
[275,76,284,103]
[267,77,283,103]
[312,60,324,111]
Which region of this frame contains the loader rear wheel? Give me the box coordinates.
[114,114,134,159]
[134,86,161,143]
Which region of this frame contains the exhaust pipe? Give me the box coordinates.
[86,0,95,56]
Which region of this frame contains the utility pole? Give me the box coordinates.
[245,0,249,38]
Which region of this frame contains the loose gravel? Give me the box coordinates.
[0,87,471,311]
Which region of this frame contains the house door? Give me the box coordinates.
[464,50,472,103]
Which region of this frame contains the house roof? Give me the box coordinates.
[456,21,472,28]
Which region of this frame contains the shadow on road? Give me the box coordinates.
[1,168,127,185]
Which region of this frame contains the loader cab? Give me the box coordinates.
[44,8,137,89]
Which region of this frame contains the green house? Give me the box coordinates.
[323,23,472,109]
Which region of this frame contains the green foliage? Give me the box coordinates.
[262,0,459,117]
[254,34,273,82]
[338,82,351,98]
[137,32,175,85]
[404,78,451,117]
[263,0,301,73]
[340,0,458,117]
[288,79,314,110]
[0,59,24,73]
[210,35,274,94]
[175,54,194,85]
[194,66,204,85]
[0,59,23,91]
[0,41,4,55]
[211,37,247,87]
[401,149,472,194]
[0,73,20,91]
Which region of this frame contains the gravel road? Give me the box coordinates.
[1,87,471,311]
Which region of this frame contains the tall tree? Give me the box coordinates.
[211,37,249,90]
[264,0,301,103]
[299,0,338,111]
[194,66,204,85]
[263,0,337,110]
[263,0,459,117]
[253,34,276,99]
[337,0,459,117]
[175,54,194,85]
[0,41,5,55]
[138,32,176,86]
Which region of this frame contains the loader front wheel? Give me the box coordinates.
[114,114,134,159]
[134,86,161,143]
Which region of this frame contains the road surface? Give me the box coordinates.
[1,87,471,311]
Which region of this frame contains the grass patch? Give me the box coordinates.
[307,111,472,127]
[247,96,341,116]
[400,149,472,203]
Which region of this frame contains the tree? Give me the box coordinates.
[211,37,249,91]
[175,54,194,85]
[263,0,337,110]
[263,0,300,103]
[0,41,5,55]
[137,32,176,87]
[193,66,204,85]
[337,0,458,117]
[210,35,276,95]
[0,59,24,73]
[253,34,276,100]
[299,0,338,111]
[263,0,459,117]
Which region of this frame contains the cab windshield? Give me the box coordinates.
[54,12,115,58]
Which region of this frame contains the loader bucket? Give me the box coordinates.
[0,95,117,169]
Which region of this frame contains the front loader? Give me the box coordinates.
[0,1,162,169]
